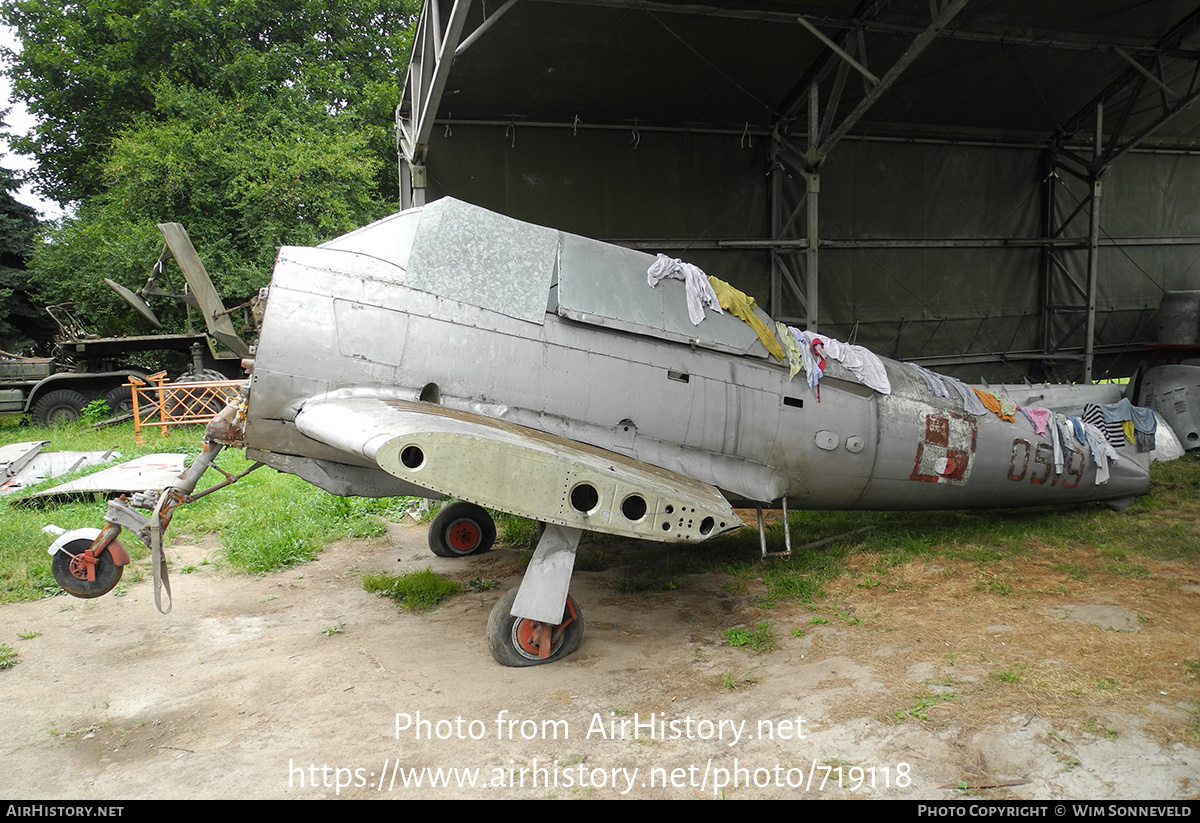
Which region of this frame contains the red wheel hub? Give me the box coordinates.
[514,618,553,657]
[68,552,97,582]
[446,519,481,552]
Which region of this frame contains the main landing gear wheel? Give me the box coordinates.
[52,538,124,599]
[487,587,583,667]
[428,501,496,557]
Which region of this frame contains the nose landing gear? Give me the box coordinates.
[48,531,130,599]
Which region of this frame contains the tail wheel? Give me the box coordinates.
[52,538,124,599]
[487,587,584,667]
[428,501,496,557]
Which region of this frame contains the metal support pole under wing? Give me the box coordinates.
[512,524,582,624]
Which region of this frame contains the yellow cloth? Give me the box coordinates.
[1122,419,1135,444]
[708,276,784,361]
[776,321,803,379]
[972,388,1016,422]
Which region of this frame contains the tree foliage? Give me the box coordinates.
[2,0,416,203]
[31,81,391,332]
[0,162,44,348]
[2,0,418,338]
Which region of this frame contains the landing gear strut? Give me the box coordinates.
[484,522,584,666]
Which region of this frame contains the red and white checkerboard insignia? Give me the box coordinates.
[911,412,977,485]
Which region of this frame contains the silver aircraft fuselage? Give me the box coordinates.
[55,197,1182,665]
[240,197,1163,533]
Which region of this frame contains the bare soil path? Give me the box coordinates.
[1,521,1195,800]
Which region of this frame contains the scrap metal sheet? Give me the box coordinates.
[19,453,186,504]
[1,440,48,479]
[1,448,119,496]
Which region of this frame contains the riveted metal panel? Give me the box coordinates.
[406,197,559,324]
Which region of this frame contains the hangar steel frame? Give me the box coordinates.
[396,0,1200,382]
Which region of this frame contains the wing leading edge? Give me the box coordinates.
[294,396,744,542]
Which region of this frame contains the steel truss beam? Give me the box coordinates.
[1039,9,1200,382]
[397,0,476,207]
[1040,103,1110,383]
[607,236,1200,251]
[767,1,972,334]
[531,0,1198,60]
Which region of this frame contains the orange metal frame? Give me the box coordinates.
[127,373,248,444]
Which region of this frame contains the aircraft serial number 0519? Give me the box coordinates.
[1007,438,1085,488]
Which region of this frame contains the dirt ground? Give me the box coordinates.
[0,518,1196,800]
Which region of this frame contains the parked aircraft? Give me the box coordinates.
[49,199,1183,666]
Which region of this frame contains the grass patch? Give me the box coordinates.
[0,421,405,599]
[216,478,387,573]
[991,663,1027,684]
[724,621,777,652]
[491,511,541,548]
[720,669,757,689]
[362,568,462,612]
[0,643,18,669]
[1083,717,1119,740]
[891,690,956,722]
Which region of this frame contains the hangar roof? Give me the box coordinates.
[407,0,1200,157]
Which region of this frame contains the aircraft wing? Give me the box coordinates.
[294,396,743,542]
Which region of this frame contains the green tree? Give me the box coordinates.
[0,161,44,348]
[31,81,390,335]
[2,0,417,204]
[3,0,418,339]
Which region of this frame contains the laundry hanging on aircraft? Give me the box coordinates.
[1018,405,1052,436]
[646,255,785,359]
[1084,398,1159,452]
[1081,421,1121,484]
[972,388,1018,422]
[706,276,784,361]
[906,362,987,415]
[646,253,722,326]
[776,321,805,380]
[776,325,892,396]
[806,332,890,394]
[1084,403,1131,449]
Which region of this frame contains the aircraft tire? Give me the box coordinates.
[428,501,496,557]
[52,538,124,599]
[487,587,583,667]
[32,389,89,426]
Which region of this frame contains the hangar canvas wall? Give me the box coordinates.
[398,0,1200,383]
